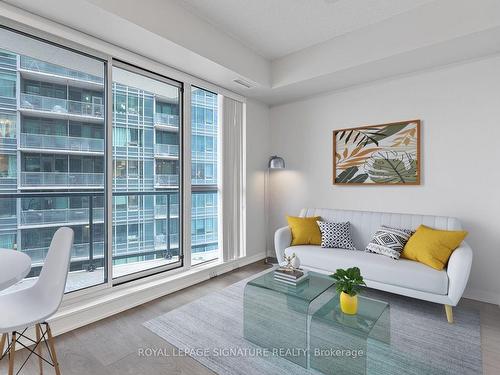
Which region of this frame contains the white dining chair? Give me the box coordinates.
[0,227,74,375]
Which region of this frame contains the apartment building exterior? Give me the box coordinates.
[0,48,219,289]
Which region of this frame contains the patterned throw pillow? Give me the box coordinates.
[316,221,357,250]
[366,225,414,259]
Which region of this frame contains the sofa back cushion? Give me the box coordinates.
[300,208,463,251]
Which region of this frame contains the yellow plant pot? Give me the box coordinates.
[340,292,358,315]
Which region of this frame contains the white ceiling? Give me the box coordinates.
[174,0,436,59]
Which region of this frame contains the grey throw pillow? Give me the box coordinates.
[365,225,414,259]
[317,221,357,250]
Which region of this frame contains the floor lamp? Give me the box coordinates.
[265,156,285,263]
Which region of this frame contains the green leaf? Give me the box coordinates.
[336,167,369,184]
[335,166,358,183]
[349,174,368,183]
[365,152,417,184]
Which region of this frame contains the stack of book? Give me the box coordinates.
[274,268,309,286]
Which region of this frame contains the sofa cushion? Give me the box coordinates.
[317,221,356,250]
[285,245,449,295]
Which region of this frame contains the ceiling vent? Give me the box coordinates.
[233,78,253,89]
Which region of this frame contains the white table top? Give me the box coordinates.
[0,249,31,291]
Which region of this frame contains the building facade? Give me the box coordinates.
[0,48,219,290]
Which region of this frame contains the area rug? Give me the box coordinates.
[144,270,482,375]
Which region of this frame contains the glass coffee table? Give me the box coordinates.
[243,268,390,373]
[310,294,390,375]
[243,268,335,368]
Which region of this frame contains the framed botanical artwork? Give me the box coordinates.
[333,120,420,185]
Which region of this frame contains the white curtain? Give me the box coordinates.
[222,96,245,262]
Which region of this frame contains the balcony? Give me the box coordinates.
[154,113,179,130]
[20,172,104,189]
[155,174,179,188]
[192,232,218,246]
[154,234,179,250]
[154,143,179,159]
[0,176,17,191]
[192,206,218,217]
[154,203,180,218]
[24,242,105,267]
[20,133,104,154]
[192,150,217,162]
[192,122,217,136]
[20,207,104,227]
[19,93,104,122]
[19,56,104,89]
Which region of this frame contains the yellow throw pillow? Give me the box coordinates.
[287,216,322,246]
[401,225,468,270]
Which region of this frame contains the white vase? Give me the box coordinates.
[291,255,301,269]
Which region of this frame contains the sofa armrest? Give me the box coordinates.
[274,226,291,263]
[446,241,473,305]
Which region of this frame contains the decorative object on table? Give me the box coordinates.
[333,119,420,185]
[316,221,357,250]
[290,254,301,269]
[286,215,322,246]
[401,224,468,270]
[365,225,414,259]
[274,267,309,286]
[282,252,296,269]
[331,267,366,315]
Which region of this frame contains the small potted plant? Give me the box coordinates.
[331,267,366,315]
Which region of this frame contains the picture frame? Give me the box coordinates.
[333,120,421,185]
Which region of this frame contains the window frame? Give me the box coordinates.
[0,16,244,303]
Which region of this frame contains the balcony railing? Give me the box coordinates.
[192,122,217,135]
[154,234,179,250]
[155,174,179,187]
[20,133,104,153]
[0,176,17,190]
[192,150,217,162]
[192,206,218,217]
[20,207,104,226]
[20,172,104,188]
[20,93,104,120]
[154,203,180,218]
[154,113,179,129]
[192,233,218,246]
[20,56,104,85]
[154,143,179,158]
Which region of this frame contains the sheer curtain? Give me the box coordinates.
[222,96,245,262]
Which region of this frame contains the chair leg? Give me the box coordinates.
[445,304,454,323]
[45,324,61,375]
[8,331,16,375]
[0,333,6,357]
[35,324,44,374]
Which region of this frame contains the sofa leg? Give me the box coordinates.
[445,304,453,323]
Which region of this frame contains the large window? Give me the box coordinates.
[0,24,233,296]
[0,26,106,292]
[191,87,220,265]
[111,64,182,282]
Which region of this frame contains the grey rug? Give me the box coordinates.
[144,271,482,375]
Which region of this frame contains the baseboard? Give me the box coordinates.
[463,287,500,306]
[48,251,267,337]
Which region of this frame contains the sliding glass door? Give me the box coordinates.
[111,64,183,282]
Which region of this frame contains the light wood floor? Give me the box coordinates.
[1,261,499,374]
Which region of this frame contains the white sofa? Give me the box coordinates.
[274,208,473,323]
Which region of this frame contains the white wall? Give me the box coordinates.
[269,55,500,304]
[245,99,271,257]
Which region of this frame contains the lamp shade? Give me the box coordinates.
[268,155,285,169]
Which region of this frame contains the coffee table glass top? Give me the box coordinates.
[312,294,390,337]
[247,268,335,302]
